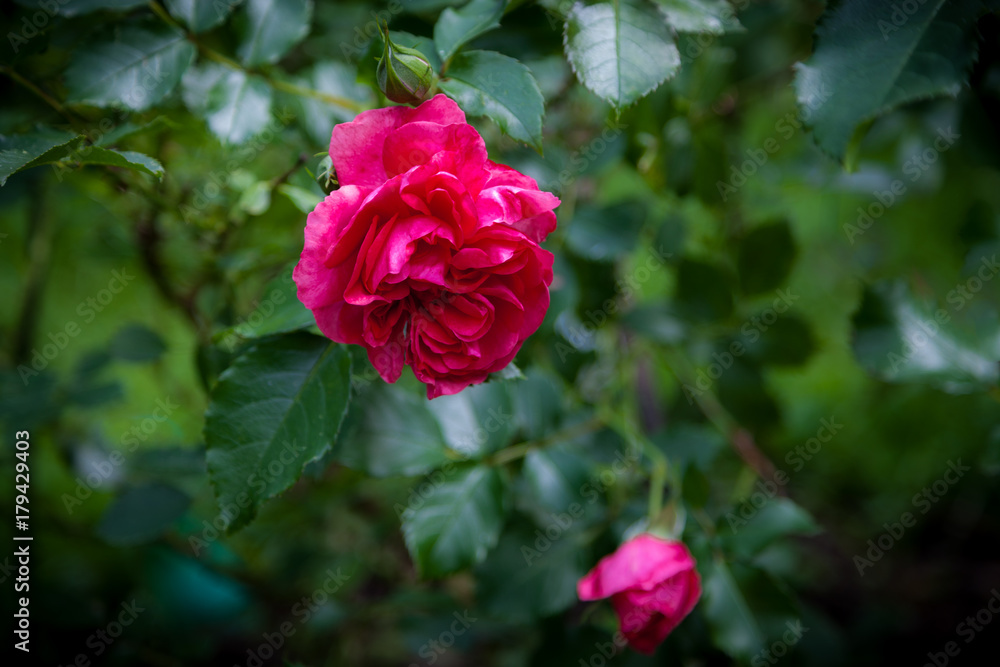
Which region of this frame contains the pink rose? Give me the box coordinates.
[577,534,701,654]
[294,94,559,398]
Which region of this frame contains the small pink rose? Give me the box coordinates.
[577,534,702,654]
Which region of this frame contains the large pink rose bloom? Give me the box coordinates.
[294,95,559,398]
[577,534,701,655]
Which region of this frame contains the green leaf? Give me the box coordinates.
[794,0,983,161]
[49,0,148,16]
[110,324,167,362]
[737,220,796,295]
[716,357,781,432]
[434,0,506,63]
[95,116,174,147]
[490,361,525,381]
[237,0,313,67]
[564,200,646,262]
[0,130,164,183]
[655,0,742,34]
[741,315,815,367]
[723,497,820,558]
[702,557,765,660]
[622,305,687,344]
[217,264,315,343]
[165,0,237,33]
[72,146,165,179]
[426,381,516,458]
[851,281,1000,393]
[405,0,467,13]
[96,483,190,546]
[277,184,323,213]
[439,50,545,151]
[204,333,352,532]
[653,422,725,471]
[511,368,563,439]
[675,258,734,321]
[564,0,681,109]
[294,61,371,146]
[333,382,452,477]
[476,524,587,621]
[401,464,505,577]
[65,24,195,111]
[520,443,593,513]
[182,64,273,144]
[0,128,78,186]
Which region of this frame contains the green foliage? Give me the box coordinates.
[165,0,237,33]
[439,49,545,150]
[204,334,352,532]
[96,482,191,545]
[237,0,314,66]
[182,65,274,144]
[65,23,196,111]
[434,0,507,63]
[564,0,681,109]
[794,0,984,162]
[655,0,742,34]
[401,464,506,577]
[0,129,78,184]
[852,281,1000,392]
[333,381,453,476]
[4,0,1000,664]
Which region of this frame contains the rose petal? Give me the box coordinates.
[331,95,467,188]
[576,535,697,600]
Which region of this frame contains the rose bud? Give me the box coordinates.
[577,534,701,655]
[376,24,434,105]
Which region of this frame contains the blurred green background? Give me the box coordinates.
[2,0,999,665]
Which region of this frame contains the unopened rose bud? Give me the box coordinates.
[376,23,433,104]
